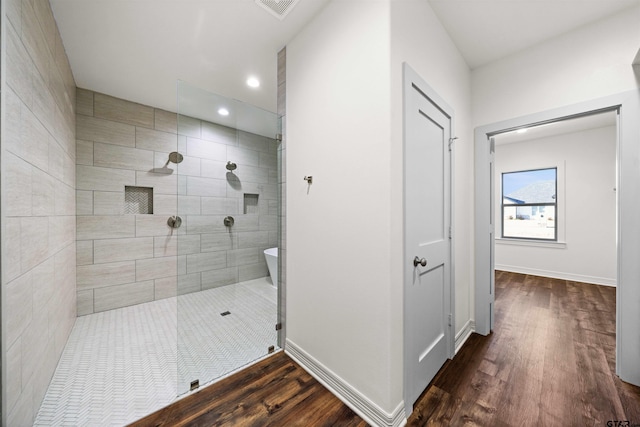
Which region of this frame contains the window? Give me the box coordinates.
[502,168,557,240]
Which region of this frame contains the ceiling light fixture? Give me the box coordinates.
[218,108,230,116]
[247,77,260,88]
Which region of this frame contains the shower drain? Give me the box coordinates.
[220,311,231,316]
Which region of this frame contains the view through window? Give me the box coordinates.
[502,168,557,240]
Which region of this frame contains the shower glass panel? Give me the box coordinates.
[176,81,281,396]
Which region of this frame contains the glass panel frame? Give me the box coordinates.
[176,80,282,396]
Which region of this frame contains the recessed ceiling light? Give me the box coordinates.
[247,77,260,88]
[218,108,229,116]
[516,129,527,134]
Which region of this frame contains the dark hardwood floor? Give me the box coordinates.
[131,272,640,426]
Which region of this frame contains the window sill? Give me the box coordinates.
[495,238,567,249]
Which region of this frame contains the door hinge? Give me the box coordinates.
[275,323,282,331]
[448,227,452,239]
[275,133,283,142]
[448,314,452,327]
[448,137,458,151]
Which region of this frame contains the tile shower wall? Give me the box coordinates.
[76,89,278,315]
[3,0,77,424]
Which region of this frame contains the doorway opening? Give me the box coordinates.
[475,91,640,388]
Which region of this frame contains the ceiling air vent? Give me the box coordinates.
[255,0,301,20]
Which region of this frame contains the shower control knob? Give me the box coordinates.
[413,256,427,267]
[167,216,182,229]
[224,216,235,227]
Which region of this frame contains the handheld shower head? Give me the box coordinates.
[226,161,237,171]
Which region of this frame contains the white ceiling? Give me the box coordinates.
[428,0,640,69]
[51,0,639,120]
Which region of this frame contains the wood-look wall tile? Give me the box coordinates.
[201,267,238,290]
[201,232,235,253]
[178,115,201,138]
[20,105,50,172]
[93,142,154,171]
[178,273,202,295]
[238,131,272,153]
[135,215,175,237]
[32,0,57,56]
[239,262,269,282]
[77,115,135,147]
[5,153,33,216]
[48,215,75,255]
[76,240,93,266]
[94,93,154,128]
[77,261,136,289]
[153,235,177,257]
[76,88,94,117]
[201,122,237,145]
[6,338,22,413]
[186,176,226,197]
[77,165,134,192]
[178,235,202,256]
[136,127,177,152]
[227,248,260,267]
[154,109,177,134]
[186,215,226,235]
[21,0,49,84]
[5,272,33,347]
[77,215,135,240]
[153,195,177,215]
[94,237,154,264]
[6,23,34,108]
[93,191,124,215]
[136,170,178,195]
[154,276,177,300]
[5,218,22,282]
[54,182,76,217]
[227,146,260,167]
[76,290,94,316]
[185,136,227,162]
[200,159,227,180]
[76,190,93,215]
[32,168,56,216]
[186,251,227,274]
[20,217,49,272]
[237,231,269,249]
[93,281,154,312]
[201,197,240,215]
[136,256,177,281]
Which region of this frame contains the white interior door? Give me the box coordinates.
[403,65,453,415]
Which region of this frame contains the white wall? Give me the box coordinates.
[494,126,617,285]
[389,0,473,348]
[286,0,472,422]
[472,5,640,127]
[286,0,395,417]
[471,4,640,386]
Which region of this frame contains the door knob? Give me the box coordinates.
[413,256,427,267]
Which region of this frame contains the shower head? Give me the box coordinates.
[226,161,237,171]
[168,152,184,164]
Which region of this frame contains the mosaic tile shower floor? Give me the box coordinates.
[34,278,278,426]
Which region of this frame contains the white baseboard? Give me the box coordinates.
[495,264,616,287]
[454,319,475,354]
[285,339,407,427]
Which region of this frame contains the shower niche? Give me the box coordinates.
[124,186,153,214]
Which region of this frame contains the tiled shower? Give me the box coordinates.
[2,0,285,424]
[75,89,279,315]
